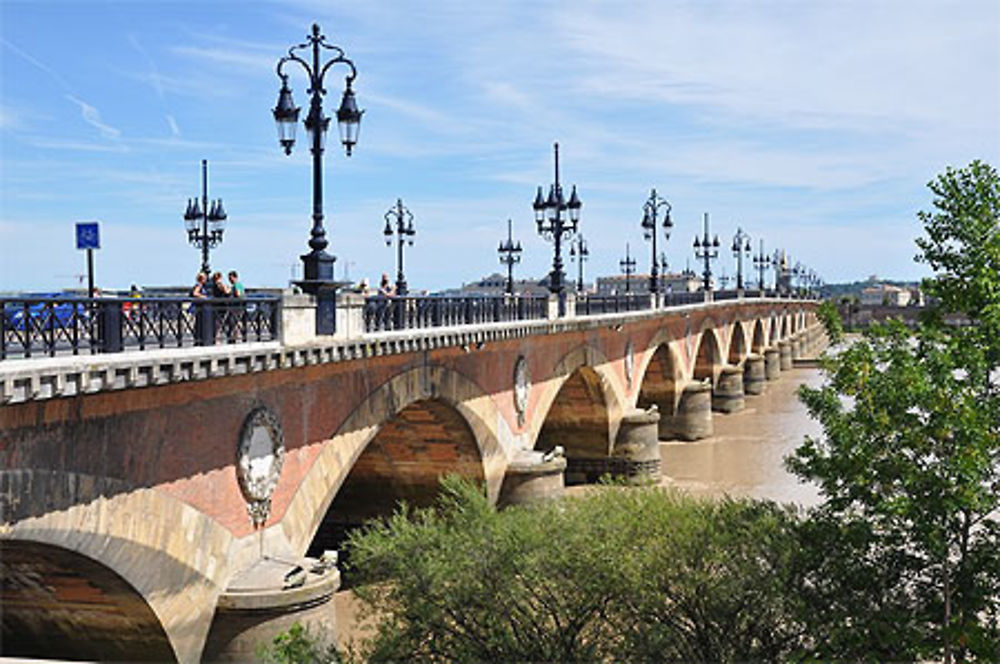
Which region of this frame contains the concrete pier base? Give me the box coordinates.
[743,354,766,395]
[498,449,567,506]
[611,408,662,483]
[674,381,713,441]
[791,337,802,360]
[711,365,745,413]
[203,556,340,662]
[764,347,781,380]
[778,340,793,370]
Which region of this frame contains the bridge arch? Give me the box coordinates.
[769,314,780,344]
[781,315,790,339]
[309,397,486,555]
[280,364,508,556]
[1,540,174,662]
[0,473,234,664]
[693,324,724,386]
[751,319,767,353]
[637,341,682,417]
[529,344,627,469]
[727,321,748,365]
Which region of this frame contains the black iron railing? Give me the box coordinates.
[576,294,651,316]
[363,295,548,333]
[1,296,280,360]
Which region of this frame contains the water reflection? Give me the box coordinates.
[660,367,824,507]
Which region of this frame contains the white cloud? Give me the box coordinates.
[65,95,121,140]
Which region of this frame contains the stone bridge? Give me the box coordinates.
[0,295,824,662]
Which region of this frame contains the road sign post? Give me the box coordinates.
[76,222,100,298]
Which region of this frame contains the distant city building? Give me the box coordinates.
[437,272,551,297]
[595,272,700,296]
[860,283,913,307]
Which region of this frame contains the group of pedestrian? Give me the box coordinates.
[190,270,245,299]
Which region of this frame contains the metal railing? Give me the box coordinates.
[363,295,548,333]
[1,296,279,360]
[576,293,651,315]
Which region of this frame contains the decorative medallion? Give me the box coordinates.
[624,340,635,389]
[237,406,285,528]
[513,356,530,427]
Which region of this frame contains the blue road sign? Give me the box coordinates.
[76,222,100,250]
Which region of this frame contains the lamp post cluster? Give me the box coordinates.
[272,22,363,292]
[533,142,582,314]
[258,22,826,322]
[693,213,720,292]
[620,243,637,293]
[498,219,522,295]
[183,159,227,275]
[731,227,751,291]
[641,189,673,296]
[383,199,416,296]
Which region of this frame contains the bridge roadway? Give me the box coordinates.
[0,292,824,662]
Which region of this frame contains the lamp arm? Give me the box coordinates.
[276,53,314,84]
[319,54,357,86]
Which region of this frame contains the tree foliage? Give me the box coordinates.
[344,476,807,663]
[789,161,1000,661]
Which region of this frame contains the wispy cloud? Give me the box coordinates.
[65,95,121,140]
[166,114,181,137]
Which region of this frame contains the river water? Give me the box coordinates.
[660,366,824,507]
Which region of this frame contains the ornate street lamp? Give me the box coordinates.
[183,159,227,276]
[693,213,720,291]
[731,226,751,291]
[498,218,522,295]
[383,198,415,296]
[569,233,589,293]
[273,22,363,294]
[641,189,673,295]
[772,249,786,293]
[620,242,637,293]
[752,238,770,293]
[533,142,581,315]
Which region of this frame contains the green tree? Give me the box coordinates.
[789,161,1000,662]
[345,476,807,662]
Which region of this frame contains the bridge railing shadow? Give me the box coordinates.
[1,295,280,360]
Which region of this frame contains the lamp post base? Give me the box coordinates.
[300,250,336,290]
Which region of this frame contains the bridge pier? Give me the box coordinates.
[764,346,781,380]
[498,450,567,506]
[711,365,745,413]
[790,336,802,361]
[674,381,713,441]
[203,556,340,662]
[611,408,661,483]
[743,354,766,395]
[778,340,793,370]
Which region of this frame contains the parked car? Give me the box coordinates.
[3,294,91,332]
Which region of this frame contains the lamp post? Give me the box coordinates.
[569,234,589,293]
[183,159,227,275]
[772,249,786,293]
[731,226,751,291]
[641,189,673,295]
[620,242,636,293]
[383,198,415,296]
[272,22,363,294]
[693,213,720,291]
[498,218,522,295]
[533,142,581,315]
[752,239,770,293]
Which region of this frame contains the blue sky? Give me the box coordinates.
[2,0,998,293]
